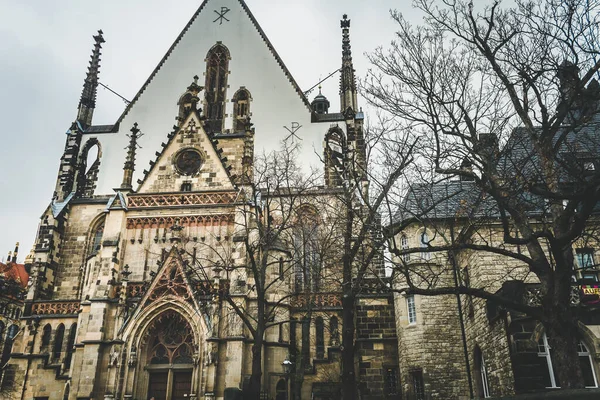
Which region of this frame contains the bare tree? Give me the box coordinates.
[182,141,330,400]
[323,118,416,400]
[364,0,600,389]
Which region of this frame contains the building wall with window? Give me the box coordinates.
[391,222,600,399]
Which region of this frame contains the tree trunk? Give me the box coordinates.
[247,334,264,400]
[341,290,357,400]
[542,288,585,389]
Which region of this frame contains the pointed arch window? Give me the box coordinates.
[324,128,345,187]
[144,311,195,400]
[329,316,340,346]
[293,207,321,292]
[90,219,104,256]
[63,324,77,369]
[77,139,102,197]
[204,44,230,134]
[40,324,52,353]
[316,317,325,359]
[53,324,65,362]
[232,88,251,132]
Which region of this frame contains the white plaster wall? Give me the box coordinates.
[84,0,342,195]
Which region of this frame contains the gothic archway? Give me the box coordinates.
[138,310,198,400]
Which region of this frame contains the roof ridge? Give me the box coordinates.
[114,0,312,128]
[236,0,312,111]
[114,0,211,127]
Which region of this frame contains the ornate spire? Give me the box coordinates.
[121,123,143,191]
[11,242,19,263]
[340,15,358,113]
[77,30,105,127]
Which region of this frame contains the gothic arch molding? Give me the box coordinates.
[120,299,210,400]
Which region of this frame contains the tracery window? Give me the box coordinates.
[324,128,345,187]
[147,312,194,365]
[293,207,321,292]
[204,44,230,134]
[232,88,251,132]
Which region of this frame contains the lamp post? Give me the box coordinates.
[282,355,293,400]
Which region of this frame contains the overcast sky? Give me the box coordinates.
[0,0,422,262]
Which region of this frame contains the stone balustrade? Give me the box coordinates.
[30,300,80,316]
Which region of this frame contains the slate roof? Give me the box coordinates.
[397,115,600,224]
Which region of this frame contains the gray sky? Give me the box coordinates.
[0,0,420,261]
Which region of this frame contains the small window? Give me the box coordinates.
[180,182,192,192]
[384,367,400,397]
[411,369,425,400]
[420,231,431,261]
[407,295,417,325]
[329,316,339,346]
[576,249,597,281]
[401,235,410,262]
[279,257,284,281]
[91,222,104,255]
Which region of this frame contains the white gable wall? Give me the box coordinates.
[88,0,338,195]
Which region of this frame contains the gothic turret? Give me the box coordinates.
[340,15,358,113]
[311,86,330,114]
[77,30,105,127]
[121,123,143,191]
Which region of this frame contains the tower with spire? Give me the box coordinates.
[340,14,358,114]
[77,30,105,127]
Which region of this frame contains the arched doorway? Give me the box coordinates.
[143,311,195,400]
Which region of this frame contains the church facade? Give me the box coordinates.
[3,1,398,400]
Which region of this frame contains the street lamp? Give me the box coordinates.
[282,355,293,400]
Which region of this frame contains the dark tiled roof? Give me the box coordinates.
[312,113,346,123]
[398,117,600,223]
[85,125,115,134]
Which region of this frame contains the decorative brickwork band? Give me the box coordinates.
[290,293,342,309]
[128,192,237,208]
[126,214,234,229]
[30,301,80,316]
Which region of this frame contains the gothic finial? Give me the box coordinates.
[121,122,143,191]
[11,242,19,263]
[340,14,357,112]
[77,30,105,127]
